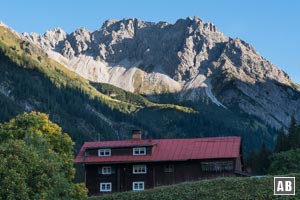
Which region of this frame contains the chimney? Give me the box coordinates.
[132,129,142,140]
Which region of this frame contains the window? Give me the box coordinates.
[100,182,112,192]
[98,149,111,156]
[133,147,146,155]
[164,164,174,173]
[201,161,234,172]
[98,166,116,175]
[132,182,144,191]
[133,165,147,174]
[102,166,111,174]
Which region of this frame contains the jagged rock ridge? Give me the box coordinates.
[22,17,300,129]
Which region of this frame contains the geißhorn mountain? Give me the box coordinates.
[23,17,300,129]
[1,17,300,153]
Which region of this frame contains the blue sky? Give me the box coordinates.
[1,0,299,82]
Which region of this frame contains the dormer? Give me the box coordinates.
[132,130,149,155]
[83,129,155,158]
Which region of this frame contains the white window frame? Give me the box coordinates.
[102,166,112,175]
[132,181,144,191]
[98,149,111,156]
[133,165,147,174]
[100,182,112,192]
[133,147,146,155]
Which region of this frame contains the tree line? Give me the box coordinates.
[246,116,300,175]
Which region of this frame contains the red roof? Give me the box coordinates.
[75,137,241,164]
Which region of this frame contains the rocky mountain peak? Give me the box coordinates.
[102,18,147,31]
[23,27,67,51]
[100,18,150,39]
[44,27,66,38]
[24,17,293,87]
[22,17,300,129]
[68,27,91,55]
[220,38,291,85]
[24,17,293,85]
[43,28,67,47]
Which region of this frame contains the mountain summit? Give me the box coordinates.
[22,17,300,129]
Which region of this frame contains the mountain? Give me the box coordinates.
[23,17,300,129]
[0,22,194,150]
[0,17,299,153]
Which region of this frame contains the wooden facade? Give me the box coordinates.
[85,158,240,195]
[75,132,243,196]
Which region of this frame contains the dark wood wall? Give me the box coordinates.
[154,159,238,187]
[86,162,154,195]
[85,158,240,196]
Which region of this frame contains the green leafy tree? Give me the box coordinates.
[268,149,300,175]
[0,112,88,200]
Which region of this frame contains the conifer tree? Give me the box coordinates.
[288,116,299,149]
[245,149,258,173]
[274,128,288,152]
[257,142,271,175]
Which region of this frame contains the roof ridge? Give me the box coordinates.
[84,136,241,144]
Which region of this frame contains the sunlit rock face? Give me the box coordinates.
[24,17,300,129]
